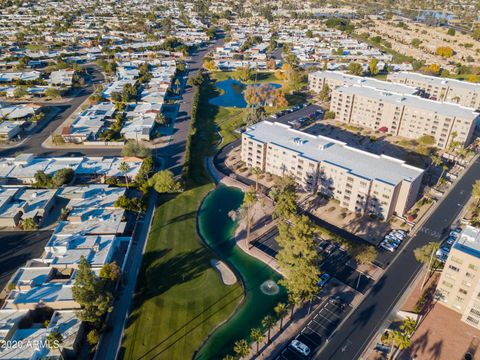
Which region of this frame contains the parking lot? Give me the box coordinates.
[267,104,323,127]
[276,298,352,359]
[252,228,374,293]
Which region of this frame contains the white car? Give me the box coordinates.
[290,339,311,356]
[380,241,396,252]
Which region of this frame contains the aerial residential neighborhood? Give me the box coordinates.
[0,1,479,360]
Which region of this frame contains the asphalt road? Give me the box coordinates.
[157,38,225,175]
[316,156,480,360]
[0,64,114,158]
[0,230,53,291]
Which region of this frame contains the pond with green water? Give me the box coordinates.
[195,185,287,359]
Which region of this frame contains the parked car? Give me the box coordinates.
[324,243,339,255]
[380,241,396,252]
[318,240,329,252]
[290,339,311,357]
[318,273,331,287]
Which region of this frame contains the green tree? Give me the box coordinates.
[241,187,257,249]
[232,66,252,82]
[121,140,152,158]
[261,315,276,344]
[119,161,131,188]
[86,329,100,346]
[245,106,266,126]
[368,58,379,76]
[348,62,363,76]
[52,168,74,187]
[324,110,335,119]
[155,113,167,125]
[99,262,121,282]
[447,28,456,36]
[252,167,262,192]
[13,87,29,98]
[354,245,377,265]
[274,302,288,329]
[135,156,154,184]
[44,87,61,98]
[318,83,331,102]
[472,180,480,207]
[233,339,250,358]
[272,177,297,220]
[20,217,38,231]
[414,242,440,270]
[276,215,320,302]
[34,170,51,188]
[250,327,264,355]
[148,170,182,193]
[72,257,113,326]
[418,135,435,146]
[45,331,62,349]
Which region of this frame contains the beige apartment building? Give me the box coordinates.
[437,226,480,330]
[388,72,480,109]
[309,70,419,95]
[241,121,424,220]
[330,85,479,149]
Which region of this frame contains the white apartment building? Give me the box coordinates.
[388,72,480,109]
[330,86,479,149]
[309,71,419,95]
[437,226,480,330]
[241,121,424,220]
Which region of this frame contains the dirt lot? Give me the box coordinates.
[355,19,480,68]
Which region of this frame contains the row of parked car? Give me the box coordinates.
[379,229,408,252]
[436,227,462,263]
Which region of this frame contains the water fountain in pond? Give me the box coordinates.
[260,280,280,295]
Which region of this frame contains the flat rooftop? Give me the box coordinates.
[310,70,419,95]
[453,226,480,258]
[336,85,479,120]
[244,121,424,186]
[391,71,480,92]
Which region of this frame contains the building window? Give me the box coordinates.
[466,316,480,325]
[448,265,460,272]
[442,281,454,289]
[451,256,464,265]
[469,264,479,271]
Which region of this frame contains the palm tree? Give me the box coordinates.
[252,167,262,192]
[387,330,411,359]
[222,355,235,360]
[250,327,264,355]
[274,302,288,330]
[241,187,257,250]
[119,161,131,189]
[288,293,301,320]
[262,315,276,344]
[233,339,250,359]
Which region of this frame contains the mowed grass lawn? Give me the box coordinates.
[120,186,243,359]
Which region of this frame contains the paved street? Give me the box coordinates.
[315,156,480,360]
[156,38,224,175]
[0,65,113,157]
